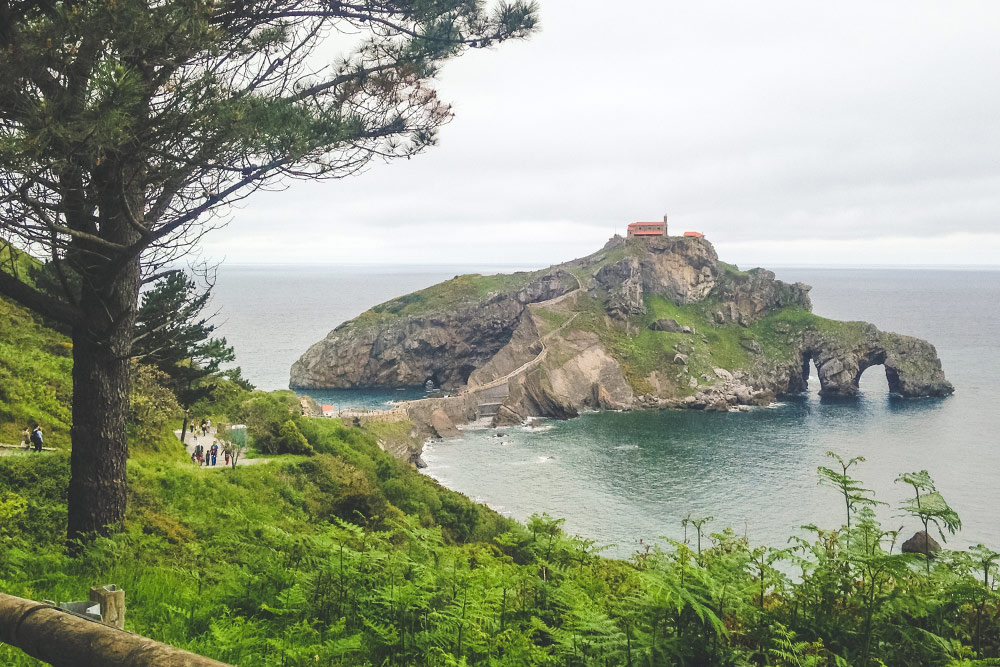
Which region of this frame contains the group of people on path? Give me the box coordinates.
[191,440,229,467]
[189,418,212,437]
[21,424,44,452]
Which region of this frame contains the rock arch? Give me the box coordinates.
[794,328,952,398]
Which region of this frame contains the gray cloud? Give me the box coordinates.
[204,0,1000,265]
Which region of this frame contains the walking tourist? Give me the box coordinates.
[30,425,43,452]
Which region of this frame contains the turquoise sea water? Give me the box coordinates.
[213,265,1000,556]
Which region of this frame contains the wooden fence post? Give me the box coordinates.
[90,585,125,629]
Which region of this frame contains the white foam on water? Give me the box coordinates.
[520,423,553,432]
[458,418,493,431]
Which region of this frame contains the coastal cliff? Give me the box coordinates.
[291,236,953,433]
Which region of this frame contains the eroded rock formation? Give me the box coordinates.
[291,234,953,435]
[290,270,577,389]
[771,327,953,398]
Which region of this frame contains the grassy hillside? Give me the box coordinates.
[2,438,997,666]
[0,250,73,447]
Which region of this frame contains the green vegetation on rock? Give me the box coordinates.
[355,270,545,325]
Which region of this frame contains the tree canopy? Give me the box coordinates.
[133,269,248,439]
[0,0,538,543]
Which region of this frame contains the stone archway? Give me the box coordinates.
[790,330,951,398]
[854,355,906,396]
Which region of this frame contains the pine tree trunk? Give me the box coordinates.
[62,150,145,547]
[66,254,140,546]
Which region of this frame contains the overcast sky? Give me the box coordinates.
[202,1,1000,268]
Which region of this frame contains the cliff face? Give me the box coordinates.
[290,270,578,389]
[291,235,953,432]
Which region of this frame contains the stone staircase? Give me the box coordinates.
[475,383,510,419]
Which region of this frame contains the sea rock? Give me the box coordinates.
[901,530,942,556]
[429,408,460,439]
[771,326,954,398]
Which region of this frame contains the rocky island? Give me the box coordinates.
[291,234,953,438]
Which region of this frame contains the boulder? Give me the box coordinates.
[740,337,762,354]
[901,530,942,556]
[429,408,460,438]
[673,353,688,365]
[713,368,734,382]
[649,318,685,333]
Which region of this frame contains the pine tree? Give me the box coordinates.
[133,270,244,439]
[0,0,537,543]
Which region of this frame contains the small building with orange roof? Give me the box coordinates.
[683,231,704,238]
[627,214,668,238]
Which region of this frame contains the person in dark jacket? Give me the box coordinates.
[30,425,43,452]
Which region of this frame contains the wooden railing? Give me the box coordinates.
[0,592,231,667]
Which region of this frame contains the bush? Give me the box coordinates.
[276,420,313,455]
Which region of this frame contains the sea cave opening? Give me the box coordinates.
[799,354,821,394]
[855,363,902,397]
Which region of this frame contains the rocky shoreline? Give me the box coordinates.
[292,235,953,443]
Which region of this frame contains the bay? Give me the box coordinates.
[212,264,1000,556]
